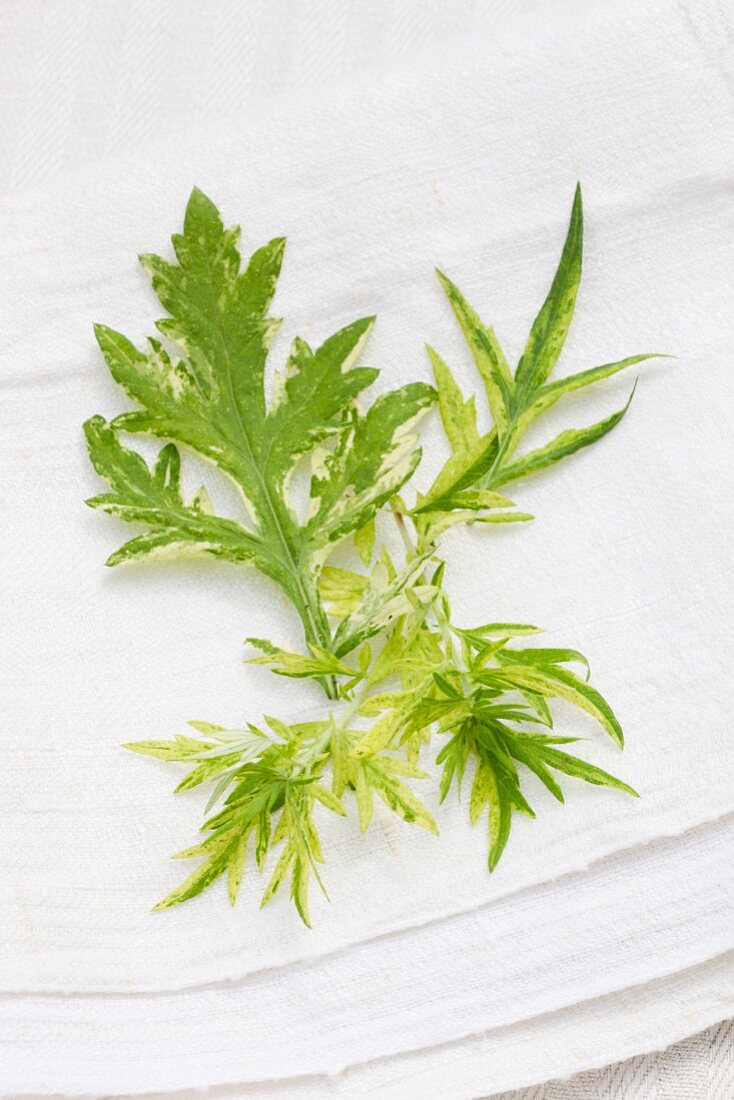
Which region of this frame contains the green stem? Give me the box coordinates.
[296,570,339,700]
[295,683,368,774]
[390,500,471,693]
[481,411,526,489]
[204,278,336,696]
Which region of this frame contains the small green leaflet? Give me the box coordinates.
[83,186,652,922]
[434,272,513,435]
[514,183,584,397]
[486,652,624,747]
[245,639,357,680]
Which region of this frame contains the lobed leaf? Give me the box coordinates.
[518,353,660,431]
[245,640,356,680]
[362,756,437,834]
[510,735,637,798]
[86,189,434,656]
[84,418,267,568]
[306,382,436,554]
[420,186,659,538]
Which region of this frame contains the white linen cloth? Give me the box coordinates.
[24,955,728,1099]
[1,820,733,1094]
[0,0,552,196]
[4,957,732,1096]
[1,0,733,1092]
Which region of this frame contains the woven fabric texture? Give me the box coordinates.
[1,0,732,1096]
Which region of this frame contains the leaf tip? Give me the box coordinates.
[82,412,105,433]
[138,251,157,273]
[270,235,287,261]
[187,184,215,211]
[434,267,452,292]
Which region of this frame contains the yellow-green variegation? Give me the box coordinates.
[85,186,656,923]
[85,188,435,673]
[414,185,663,540]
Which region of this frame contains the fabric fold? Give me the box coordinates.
[22,952,729,1100]
[1,815,732,1093]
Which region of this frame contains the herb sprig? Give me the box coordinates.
[85,185,657,922]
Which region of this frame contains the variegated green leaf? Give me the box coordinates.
[332,550,433,658]
[486,772,515,870]
[491,386,636,489]
[510,735,637,798]
[245,640,357,680]
[464,740,519,869]
[354,765,374,832]
[262,323,377,482]
[354,518,376,565]
[456,622,541,642]
[260,843,294,908]
[123,733,212,760]
[227,832,249,905]
[413,429,498,516]
[153,838,236,910]
[426,489,515,513]
[527,742,638,796]
[508,739,565,802]
[469,756,492,825]
[484,663,624,746]
[421,186,658,535]
[85,418,267,568]
[520,690,554,727]
[312,784,347,816]
[498,646,591,680]
[305,382,436,554]
[362,756,437,834]
[319,566,369,618]
[427,345,479,452]
[475,511,534,525]
[514,183,583,397]
[518,353,659,431]
[435,269,514,434]
[353,699,415,755]
[86,189,434,664]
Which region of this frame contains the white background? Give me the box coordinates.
[1,0,731,1095]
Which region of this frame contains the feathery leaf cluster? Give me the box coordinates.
[85,185,656,922]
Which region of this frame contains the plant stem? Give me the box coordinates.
[389,499,470,690]
[295,682,368,774]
